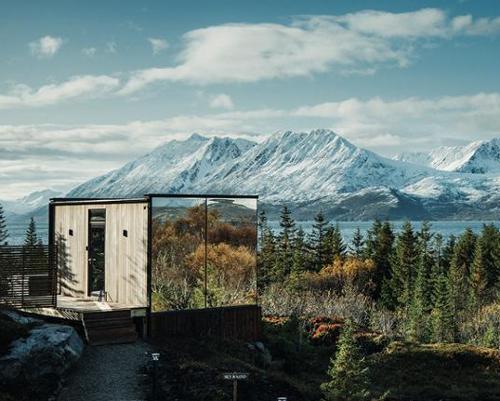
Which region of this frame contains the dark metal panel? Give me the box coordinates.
[0,245,57,308]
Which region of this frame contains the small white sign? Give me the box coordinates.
[223,372,249,380]
[151,353,160,361]
[278,398,287,401]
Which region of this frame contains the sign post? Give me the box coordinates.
[223,372,249,401]
[151,353,160,401]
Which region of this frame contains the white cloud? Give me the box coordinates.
[29,35,63,58]
[148,38,169,55]
[106,41,117,53]
[0,75,120,109]
[209,93,234,110]
[82,47,97,57]
[1,91,499,197]
[119,9,500,93]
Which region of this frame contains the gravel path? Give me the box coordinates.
[57,341,152,401]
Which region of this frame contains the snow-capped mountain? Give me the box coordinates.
[200,129,429,202]
[394,138,500,174]
[69,134,255,198]
[66,130,499,220]
[0,189,63,216]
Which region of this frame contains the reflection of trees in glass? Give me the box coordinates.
[151,202,257,312]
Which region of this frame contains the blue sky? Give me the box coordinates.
[1,0,500,198]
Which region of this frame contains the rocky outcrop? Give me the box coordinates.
[0,312,84,401]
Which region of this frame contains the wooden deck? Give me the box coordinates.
[20,295,147,321]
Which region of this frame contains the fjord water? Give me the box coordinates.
[6,220,499,245]
[267,220,499,244]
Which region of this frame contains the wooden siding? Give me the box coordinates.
[150,305,262,341]
[54,202,148,306]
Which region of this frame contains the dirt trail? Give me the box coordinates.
[57,341,152,401]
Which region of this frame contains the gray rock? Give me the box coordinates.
[0,322,84,400]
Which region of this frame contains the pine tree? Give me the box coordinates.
[24,217,39,247]
[350,227,364,258]
[367,220,395,301]
[0,203,8,245]
[330,223,346,260]
[321,320,370,401]
[390,221,418,314]
[309,211,330,271]
[430,272,455,343]
[409,222,434,341]
[258,214,277,289]
[468,236,489,311]
[290,227,307,288]
[478,224,500,293]
[273,206,296,281]
[448,228,476,317]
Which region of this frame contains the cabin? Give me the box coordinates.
[0,194,261,345]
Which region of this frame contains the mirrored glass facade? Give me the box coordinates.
[151,196,257,312]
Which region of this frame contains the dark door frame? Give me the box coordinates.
[87,208,106,296]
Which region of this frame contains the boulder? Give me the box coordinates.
[0,321,84,400]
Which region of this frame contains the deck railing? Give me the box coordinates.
[0,245,57,308]
[150,304,262,341]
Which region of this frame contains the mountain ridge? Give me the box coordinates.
[65,129,499,220]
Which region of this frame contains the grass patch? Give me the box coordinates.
[369,342,500,401]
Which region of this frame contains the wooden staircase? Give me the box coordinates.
[82,310,138,346]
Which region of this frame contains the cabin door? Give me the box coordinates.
[88,209,106,297]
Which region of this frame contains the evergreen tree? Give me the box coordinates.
[309,211,330,271]
[290,227,307,287]
[468,236,489,311]
[390,221,418,313]
[0,203,8,245]
[442,234,456,272]
[258,213,277,289]
[430,272,455,343]
[321,320,370,401]
[24,217,39,247]
[330,223,346,260]
[273,206,296,281]
[409,222,434,341]
[349,227,364,258]
[478,224,500,292]
[448,228,476,317]
[367,220,395,300]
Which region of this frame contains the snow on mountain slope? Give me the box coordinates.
[201,129,430,202]
[68,134,256,197]
[0,189,63,215]
[395,137,500,174]
[65,129,500,219]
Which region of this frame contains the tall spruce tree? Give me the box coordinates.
[290,227,307,287]
[430,272,455,343]
[408,222,434,341]
[367,220,395,301]
[350,227,365,258]
[321,320,370,401]
[330,223,346,260]
[468,236,489,311]
[0,203,8,245]
[448,228,476,317]
[478,224,500,293]
[309,211,330,271]
[257,211,276,289]
[273,206,296,281]
[390,221,418,314]
[24,217,39,247]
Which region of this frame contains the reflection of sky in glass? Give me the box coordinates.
[152,196,257,211]
[207,198,257,210]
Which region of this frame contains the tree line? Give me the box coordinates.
[258,206,500,344]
